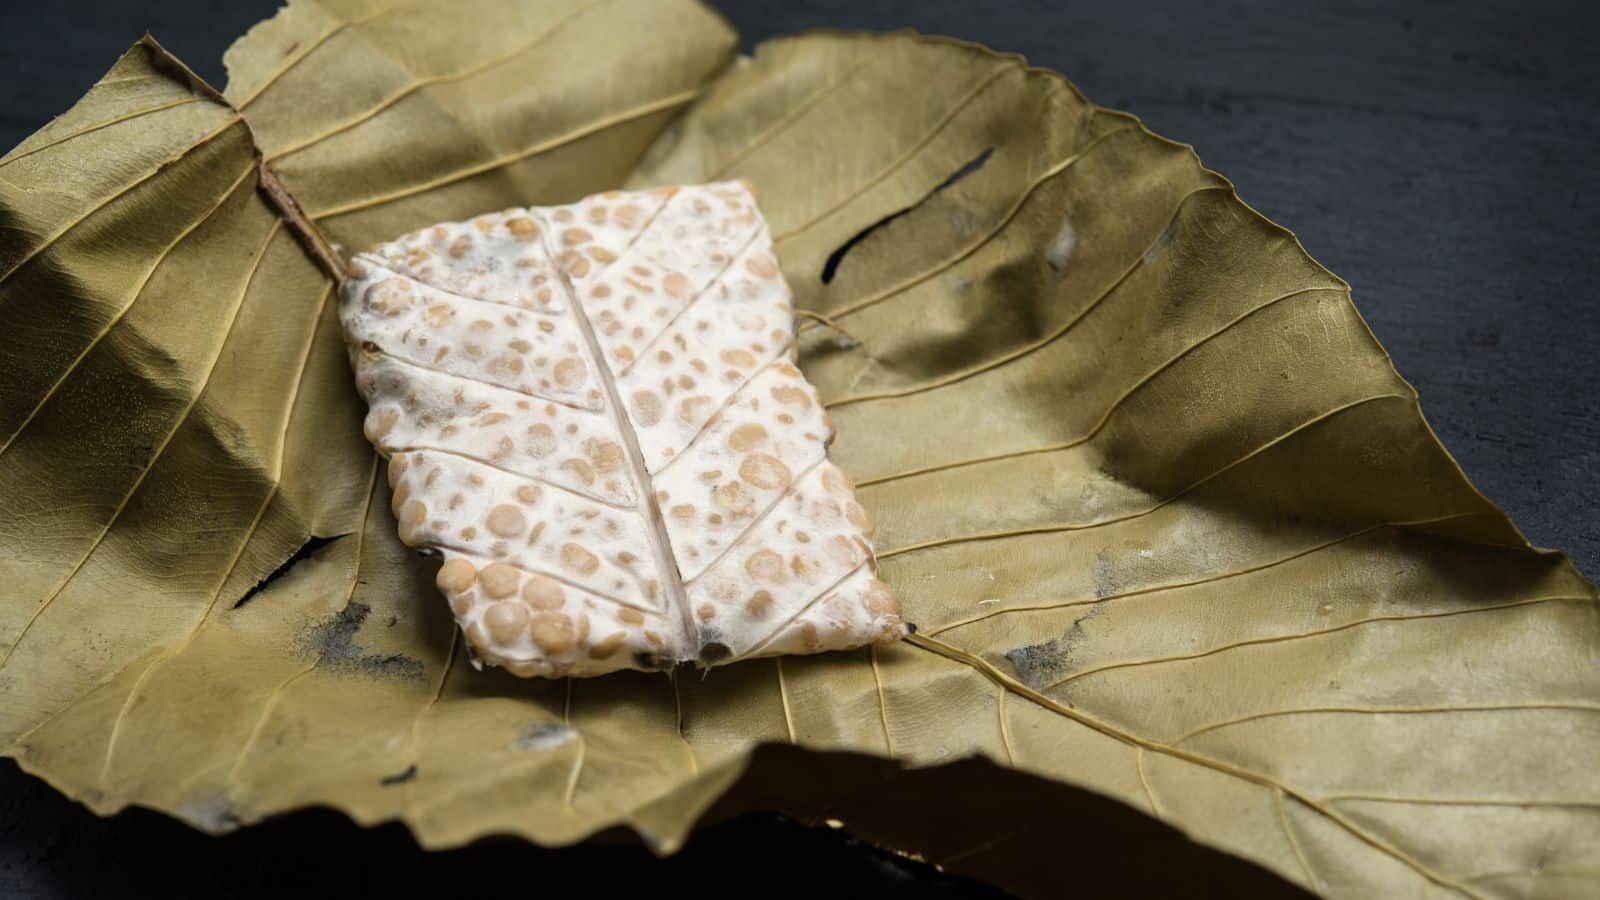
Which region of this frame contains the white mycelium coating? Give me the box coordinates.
[341,182,907,677]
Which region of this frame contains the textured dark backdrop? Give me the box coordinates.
[3,1,1596,897]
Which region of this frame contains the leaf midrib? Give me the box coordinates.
[904,631,1487,899]
[531,202,694,648]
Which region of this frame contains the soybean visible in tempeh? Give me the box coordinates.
[339,181,907,678]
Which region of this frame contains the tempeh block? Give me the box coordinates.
[340,181,907,677]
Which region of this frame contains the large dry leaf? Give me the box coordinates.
[2,3,1596,897]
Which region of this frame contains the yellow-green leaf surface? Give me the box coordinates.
[2,3,1596,897]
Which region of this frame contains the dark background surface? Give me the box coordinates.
[3,0,1596,896]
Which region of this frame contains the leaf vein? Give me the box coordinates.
[651,343,794,479]
[563,678,585,809]
[617,217,764,377]
[1048,595,1595,689]
[0,162,258,458]
[369,348,603,416]
[1174,703,1600,745]
[0,97,208,169]
[773,657,797,743]
[310,89,699,221]
[870,644,895,759]
[1276,788,1319,892]
[353,256,573,323]
[0,116,244,290]
[532,206,695,650]
[684,454,825,584]
[1467,868,1600,884]
[705,55,882,180]
[101,274,338,788]
[382,443,635,512]
[905,632,1486,898]
[1135,746,1162,818]
[996,685,1015,766]
[928,510,1491,637]
[232,1,419,109]
[0,218,283,674]
[223,456,383,788]
[879,393,1417,563]
[401,629,461,818]
[421,537,665,615]
[744,559,869,658]
[825,274,1340,409]
[1323,794,1600,810]
[264,0,604,161]
[772,63,1018,243]
[801,123,1152,326]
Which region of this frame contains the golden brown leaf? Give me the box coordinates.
[2,6,1595,898]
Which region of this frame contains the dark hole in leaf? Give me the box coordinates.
[232,533,350,609]
[819,146,994,284]
[380,764,417,787]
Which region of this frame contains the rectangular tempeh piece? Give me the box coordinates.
[339,182,908,677]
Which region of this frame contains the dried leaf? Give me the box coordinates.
[1,4,1595,898]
